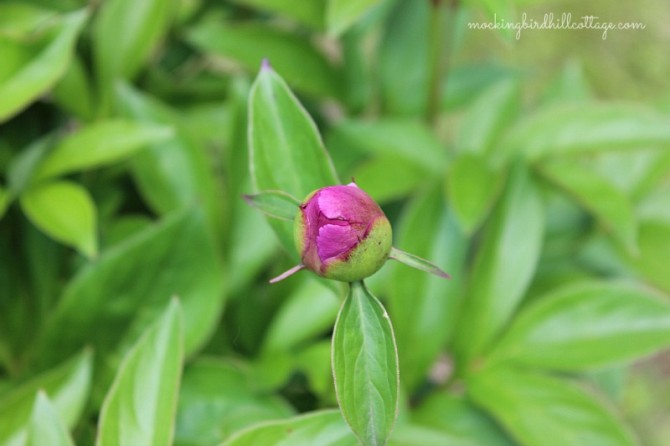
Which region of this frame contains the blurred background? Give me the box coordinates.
[1,0,670,445]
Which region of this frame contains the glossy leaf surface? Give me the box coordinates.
[332,282,398,446]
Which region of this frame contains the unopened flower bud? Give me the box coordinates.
[293,182,392,282]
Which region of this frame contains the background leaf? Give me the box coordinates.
[0,186,10,219]
[27,391,75,446]
[350,156,427,204]
[487,281,670,370]
[388,187,466,390]
[262,278,340,354]
[97,298,183,446]
[93,0,174,112]
[20,180,97,257]
[326,0,383,36]
[35,209,224,368]
[447,153,504,234]
[388,424,476,446]
[0,350,91,446]
[378,0,430,116]
[537,159,638,254]
[222,410,357,446]
[332,282,398,446]
[227,0,325,29]
[0,9,87,122]
[468,367,637,446]
[502,103,670,160]
[457,78,521,154]
[329,119,447,175]
[175,358,294,446]
[34,120,174,181]
[187,22,342,98]
[453,163,544,363]
[413,393,514,446]
[114,83,225,242]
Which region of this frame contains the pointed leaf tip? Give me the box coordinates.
[389,247,451,279]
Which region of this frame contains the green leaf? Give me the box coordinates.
[332,281,399,446]
[0,185,10,219]
[626,219,670,293]
[227,186,278,295]
[35,209,225,368]
[413,393,514,446]
[175,358,294,446]
[348,156,426,204]
[389,424,476,446]
[470,0,516,41]
[379,0,430,116]
[447,153,505,234]
[27,392,75,446]
[329,119,447,174]
[502,103,670,160]
[537,159,638,254]
[34,120,174,181]
[187,22,342,98]
[443,63,518,110]
[291,341,333,398]
[93,0,174,112]
[243,190,301,222]
[469,367,637,446]
[6,137,52,194]
[457,78,520,154]
[453,163,544,363]
[540,60,593,105]
[487,281,670,371]
[248,65,339,253]
[20,180,97,258]
[0,350,92,446]
[326,0,383,36]
[595,149,670,200]
[262,278,340,354]
[388,187,466,390]
[97,299,183,446]
[249,65,339,197]
[227,0,325,29]
[0,3,56,38]
[0,9,87,122]
[222,410,357,446]
[389,247,450,279]
[51,55,93,120]
[114,83,225,241]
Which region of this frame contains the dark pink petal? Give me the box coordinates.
[317,224,359,262]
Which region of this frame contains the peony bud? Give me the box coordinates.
[265,182,449,284]
[292,182,392,282]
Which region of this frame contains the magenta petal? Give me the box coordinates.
[317,190,348,220]
[318,186,372,221]
[317,224,359,262]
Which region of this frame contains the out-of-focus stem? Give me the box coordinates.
[426,0,458,125]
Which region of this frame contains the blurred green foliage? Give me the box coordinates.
[1,0,670,445]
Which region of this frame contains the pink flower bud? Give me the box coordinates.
[294,183,392,282]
